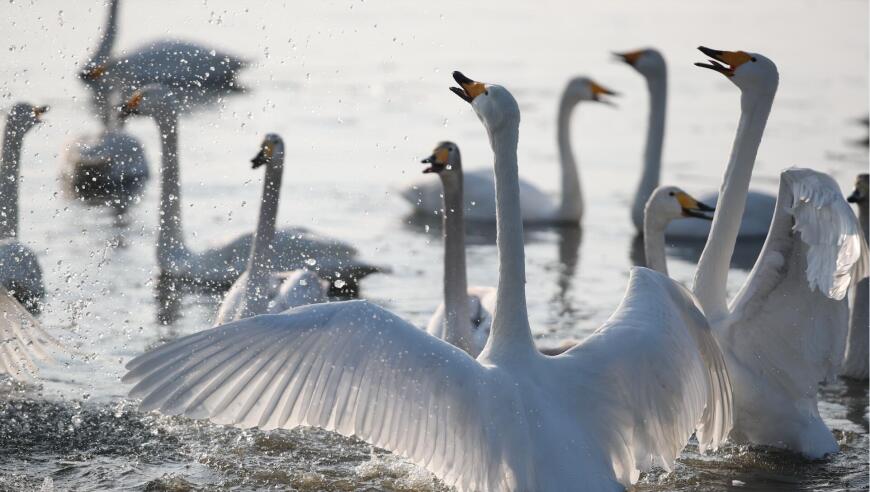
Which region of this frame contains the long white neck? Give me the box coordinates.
[693,88,775,321]
[0,119,24,239]
[154,112,190,270]
[86,0,119,128]
[631,75,667,232]
[642,213,669,275]
[90,0,119,67]
[242,157,284,318]
[556,94,583,222]
[859,203,868,246]
[439,170,474,354]
[479,122,536,361]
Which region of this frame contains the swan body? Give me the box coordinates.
[64,130,149,198]
[401,77,616,225]
[121,85,381,289]
[617,48,776,240]
[418,142,495,356]
[125,74,732,492]
[0,104,47,312]
[691,47,867,457]
[213,134,328,326]
[0,287,63,381]
[841,173,869,379]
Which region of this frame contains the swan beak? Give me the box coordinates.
[613,50,644,66]
[421,147,449,174]
[251,142,275,169]
[119,92,143,120]
[450,71,487,103]
[695,46,752,77]
[80,64,107,81]
[847,190,861,203]
[32,106,48,122]
[677,192,715,220]
[589,81,618,106]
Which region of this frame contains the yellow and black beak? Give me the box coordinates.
[119,92,143,120]
[613,50,644,67]
[676,191,715,220]
[421,146,450,174]
[695,46,753,77]
[450,71,487,104]
[80,64,107,82]
[589,80,619,105]
[33,106,48,122]
[251,141,275,169]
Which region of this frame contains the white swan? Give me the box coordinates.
[419,141,495,356]
[691,47,867,457]
[123,72,732,492]
[402,75,616,225]
[616,48,776,239]
[213,134,327,326]
[842,173,869,379]
[66,0,149,199]
[642,186,715,275]
[0,103,47,313]
[121,85,381,289]
[0,287,63,381]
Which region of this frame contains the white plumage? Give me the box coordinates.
[0,287,62,381]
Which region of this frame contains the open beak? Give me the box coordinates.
[677,192,715,220]
[590,81,619,106]
[33,106,48,122]
[613,50,643,67]
[420,149,448,174]
[450,71,487,104]
[695,46,752,77]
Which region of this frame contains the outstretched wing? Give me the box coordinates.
[560,268,732,485]
[0,287,63,380]
[124,300,527,492]
[725,168,865,390]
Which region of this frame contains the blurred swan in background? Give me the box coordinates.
[66,0,149,200]
[616,48,775,239]
[123,72,732,492]
[121,85,382,291]
[0,104,47,313]
[0,287,64,382]
[213,134,327,326]
[402,77,616,225]
[841,173,869,380]
[419,141,495,357]
[691,47,867,458]
[642,186,715,275]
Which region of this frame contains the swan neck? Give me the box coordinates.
[439,171,474,354]
[242,157,284,317]
[858,204,868,245]
[480,122,535,360]
[556,94,583,222]
[0,120,24,239]
[632,76,667,232]
[693,89,775,320]
[91,0,119,65]
[155,113,189,269]
[642,213,669,275]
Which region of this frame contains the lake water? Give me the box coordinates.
[0,0,867,490]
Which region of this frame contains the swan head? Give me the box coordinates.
[7,103,48,134]
[79,63,109,86]
[450,71,520,134]
[847,174,869,206]
[695,46,778,93]
[420,141,461,174]
[563,77,619,106]
[251,133,285,169]
[646,186,715,224]
[614,48,666,78]
[119,84,179,120]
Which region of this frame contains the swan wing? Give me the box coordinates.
[124,300,527,492]
[561,268,732,484]
[0,287,63,380]
[213,273,249,326]
[725,168,865,389]
[270,270,328,312]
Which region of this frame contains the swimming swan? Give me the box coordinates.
[616,48,776,239]
[0,104,47,312]
[691,47,867,457]
[402,76,616,225]
[213,134,327,326]
[123,73,732,492]
[121,85,381,289]
[419,141,495,356]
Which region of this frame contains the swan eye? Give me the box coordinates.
[668,191,675,196]
[751,57,757,62]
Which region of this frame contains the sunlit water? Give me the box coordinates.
[0,0,867,490]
